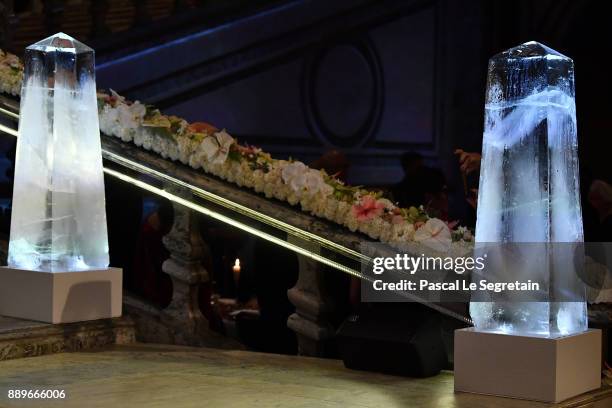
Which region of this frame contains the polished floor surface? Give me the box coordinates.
[0,343,609,408]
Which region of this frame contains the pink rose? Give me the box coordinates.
[351,196,384,221]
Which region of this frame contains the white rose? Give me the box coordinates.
[281,162,307,190]
[117,104,141,129]
[200,130,234,164]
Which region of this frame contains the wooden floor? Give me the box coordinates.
[0,343,609,408]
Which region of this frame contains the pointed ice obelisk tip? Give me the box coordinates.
[497,41,570,60]
[27,32,93,54]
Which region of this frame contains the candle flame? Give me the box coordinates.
[234,258,240,268]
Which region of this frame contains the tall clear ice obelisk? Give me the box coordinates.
[0,33,121,324]
[469,41,586,337]
[8,32,109,271]
[454,42,600,403]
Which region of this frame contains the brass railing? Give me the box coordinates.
[0,92,472,352]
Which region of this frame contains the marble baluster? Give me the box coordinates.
[160,186,230,348]
[286,238,336,357]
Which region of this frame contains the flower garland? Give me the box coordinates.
[0,50,472,250]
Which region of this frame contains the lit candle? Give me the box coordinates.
[232,258,241,288]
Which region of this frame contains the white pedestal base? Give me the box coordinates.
[454,327,601,403]
[0,266,122,324]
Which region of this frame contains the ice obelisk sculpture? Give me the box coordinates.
[469,41,586,337]
[9,32,109,270]
[0,33,121,323]
[455,42,600,403]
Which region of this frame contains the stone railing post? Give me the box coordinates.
[160,187,228,347]
[0,0,17,52]
[287,239,336,357]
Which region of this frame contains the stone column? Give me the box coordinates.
[286,239,336,357]
[160,187,227,347]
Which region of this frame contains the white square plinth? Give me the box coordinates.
[454,327,601,403]
[0,266,122,323]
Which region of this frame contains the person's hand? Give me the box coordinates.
[454,149,481,175]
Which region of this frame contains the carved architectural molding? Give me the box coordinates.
[0,316,135,361]
[301,38,384,149]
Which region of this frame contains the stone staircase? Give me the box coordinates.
[0,290,246,362]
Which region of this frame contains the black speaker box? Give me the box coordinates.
[336,304,447,377]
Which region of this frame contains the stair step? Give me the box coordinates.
[0,315,136,361]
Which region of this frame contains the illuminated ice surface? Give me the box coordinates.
[470,41,587,337]
[8,33,109,271]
